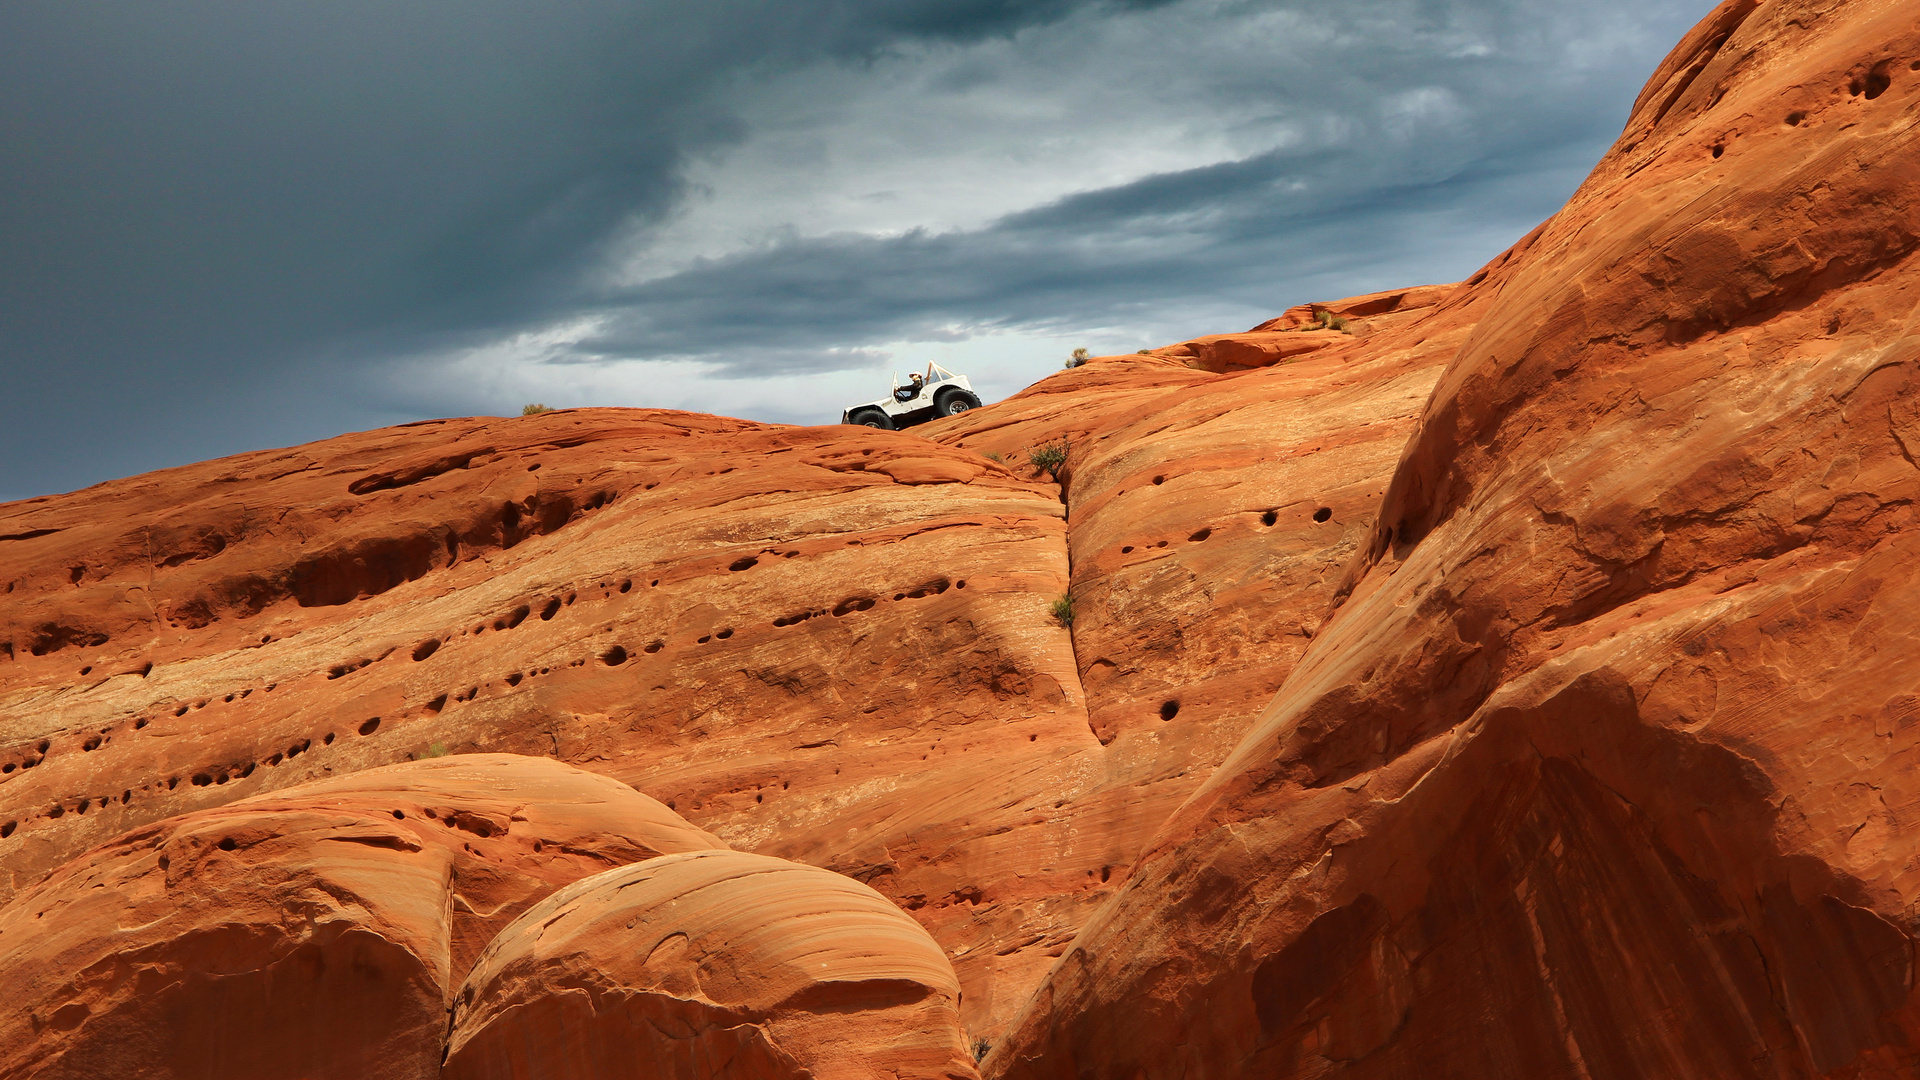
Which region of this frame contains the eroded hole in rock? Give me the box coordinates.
[506,673,523,686]
[1122,546,1134,554]
[392,809,405,819]
[1313,507,1333,523]
[135,718,148,729]
[1,821,15,839]
[717,629,733,639]
[503,604,530,629]
[1189,528,1211,543]
[540,597,562,621]
[1866,62,1893,99]
[1262,510,1279,526]
[426,694,448,713]
[1160,700,1181,721]
[697,634,712,644]
[730,557,759,572]
[643,641,664,654]
[602,645,629,666]
[833,597,878,616]
[218,837,236,851]
[82,737,100,752]
[1711,143,1725,159]
[191,774,212,787]
[1152,475,1166,485]
[323,732,336,745]
[175,706,188,717]
[412,639,441,662]
[619,579,632,593]
[49,804,66,818]
[358,717,382,736]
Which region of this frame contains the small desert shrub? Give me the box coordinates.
[973,1037,992,1062]
[521,403,554,416]
[1310,309,1352,333]
[1050,592,1075,628]
[1028,440,1068,481]
[984,450,1004,462]
[1066,346,1090,369]
[423,741,450,758]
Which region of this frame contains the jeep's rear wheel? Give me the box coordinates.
[935,389,981,417]
[850,408,893,429]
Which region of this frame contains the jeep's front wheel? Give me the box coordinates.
[935,389,981,417]
[849,408,893,429]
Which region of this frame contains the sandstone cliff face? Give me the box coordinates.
[0,415,1100,1038]
[988,0,1920,1076]
[6,0,1920,1076]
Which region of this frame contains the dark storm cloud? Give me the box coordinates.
[0,0,1716,499]
[565,134,1596,377]
[555,0,1715,373]
[0,0,1172,498]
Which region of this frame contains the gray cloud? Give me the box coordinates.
[1,0,1717,499]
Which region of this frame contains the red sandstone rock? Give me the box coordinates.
[0,754,722,1080]
[1146,328,1356,372]
[445,849,978,1080]
[1249,282,1458,332]
[989,0,1920,1076]
[0,413,1100,1041]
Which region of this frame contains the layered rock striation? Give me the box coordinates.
[446,849,977,1080]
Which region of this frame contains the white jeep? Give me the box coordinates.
[840,363,983,429]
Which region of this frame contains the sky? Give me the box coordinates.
[0,0,1721,502]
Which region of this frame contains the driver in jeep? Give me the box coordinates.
[894,372,925,402]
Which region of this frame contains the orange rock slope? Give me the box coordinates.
[446,850,977,1080]
[6,0,1920,1076]
[0,755,725,1080]
[989,0,1920,1076]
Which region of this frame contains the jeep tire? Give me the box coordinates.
[935,389,981,417]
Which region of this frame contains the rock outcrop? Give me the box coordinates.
[0,415,1100,1037]
[987,0,1920,1076]
[445,849,977,1080]
[0,755,722,1080]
